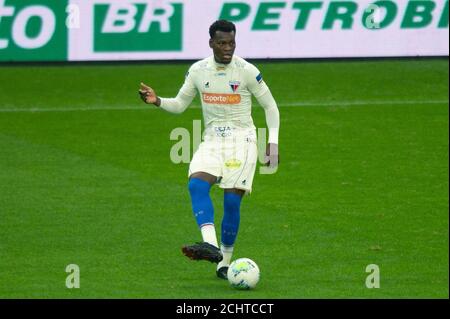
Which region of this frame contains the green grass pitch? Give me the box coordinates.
[0,59,448,298]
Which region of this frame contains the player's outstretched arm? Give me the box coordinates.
[139,81,195,114]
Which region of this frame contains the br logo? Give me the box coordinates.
[93,0,183,52]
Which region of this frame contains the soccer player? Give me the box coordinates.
[139,20,279,279]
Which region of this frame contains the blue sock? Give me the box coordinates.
[221,192,242,246]
[188,178,214,228]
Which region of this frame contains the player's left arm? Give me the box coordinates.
[256,90,280,168]
[246,65,280,168]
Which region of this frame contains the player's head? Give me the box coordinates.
[209,20,236,65]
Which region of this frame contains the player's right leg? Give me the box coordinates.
[189,171,219,248]
[182,138,225,263]
[182,172,223,263]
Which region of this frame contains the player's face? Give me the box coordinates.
[210,31,236,64]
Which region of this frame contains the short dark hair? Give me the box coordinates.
[209,20,236,39]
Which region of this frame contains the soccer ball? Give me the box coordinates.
[227,258,260,289]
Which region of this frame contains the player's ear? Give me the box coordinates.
[209,38,214,49]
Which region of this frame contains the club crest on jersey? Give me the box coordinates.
[229,80,240,92]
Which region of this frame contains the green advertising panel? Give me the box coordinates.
[93,3,183,52]
[0,0,68,61]
[0,0,448,61]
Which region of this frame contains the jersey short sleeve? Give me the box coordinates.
[245,63,270,98]
[179,66,198,98]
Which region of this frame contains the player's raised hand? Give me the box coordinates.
[139,82,159,105]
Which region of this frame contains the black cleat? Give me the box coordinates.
[216,266,229,280]
[181,242,223,263]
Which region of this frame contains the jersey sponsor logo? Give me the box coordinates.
[202,93,241,105]
[214,126,233,137]
[225,159,242,169]
[256,73,263,83]
[229,80,240,92]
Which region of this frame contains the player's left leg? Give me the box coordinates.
[216,130,258,279]
[216,188,245,279]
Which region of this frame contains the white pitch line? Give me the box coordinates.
[281,100,449,107]
[0,106,146,113]
[0,100,448,113]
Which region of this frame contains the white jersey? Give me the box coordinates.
[158,55,279,192]
[179,55,269,137]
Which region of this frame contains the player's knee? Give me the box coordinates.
[188,178,212,197]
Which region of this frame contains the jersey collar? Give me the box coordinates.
[211,55,233,70]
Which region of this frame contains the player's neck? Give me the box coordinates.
[213,56,232,66]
